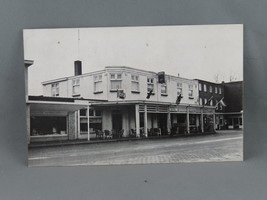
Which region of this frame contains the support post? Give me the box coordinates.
[186,106,190,134]
[26,104,30,144]
[25,67,28,102]
[167,107,171,135]
[77,109,80,138]
[87,106,90,141]
[135,104,140,137]
[213,110,216,132]
[201,108,204,133]
[144,104,148,137]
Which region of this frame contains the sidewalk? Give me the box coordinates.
[29,131,217,148]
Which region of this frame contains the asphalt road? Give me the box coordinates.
[28,130,243,167]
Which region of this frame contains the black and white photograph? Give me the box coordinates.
[24,25,243,167]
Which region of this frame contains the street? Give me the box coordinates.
[28,130,243,167]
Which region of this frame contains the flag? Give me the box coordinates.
[117,89,126,99]
[146,89,153,99]
[176,94,183,104]
[205,96,213,105]
[215,97,226,108]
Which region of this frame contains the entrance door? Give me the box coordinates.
[112,113,122,132]
[158,113,167,135]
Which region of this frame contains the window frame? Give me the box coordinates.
[72,78,80,96]
[110,73,122,91]
[199,83,202,91]
[160,83,168,96]
[147,77,155,94]
[51,83,59,97]
[203,84,207,92]
[188,84,194,99]
[177,82,183,96]
[93,74,103,93]
[131,74,140,93]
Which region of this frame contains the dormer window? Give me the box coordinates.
[131,75,139,93]
[72,79,80,96]
[94,74,103,93]
[51,83,59,97]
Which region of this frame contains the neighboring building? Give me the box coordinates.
[197,80,225,130]
[223,81,243,129]
[26,62,215,143]
[197,79,243,130]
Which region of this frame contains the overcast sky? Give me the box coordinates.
[23,24,243,95]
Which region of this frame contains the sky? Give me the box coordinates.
[23,25,243,95]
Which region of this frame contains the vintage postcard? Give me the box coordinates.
[24,25,243,167]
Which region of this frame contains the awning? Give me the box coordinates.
[28,101,89,116]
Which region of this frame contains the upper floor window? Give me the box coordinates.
[215,87,218,94]
[199,98,203,105]
[94,74,103,93]
[72,79,80,96]
[199,83,202,91]
[203,84,207,92]
[110,73,122,90]
[161,84,167,95]
[131,75,139,92]
[147,78,154,93]
[177,82,183,96]
[204,98,208,105]
[219,87,222,94]
[51,83,59,97]
[210,99,213,106]
[209,85,213,93]
[188,85,193,98]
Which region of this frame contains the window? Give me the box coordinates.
[51,83,59,97]
[177,83,182,95]
[215,87,218,94]
[110,73,122,90]
[95,110,102,116]
[204,84,207,92]
[80,109,87,116]
[88,109,102,117]
[215,100,219,110]
[219,87,222,94]
[199,98,203,105]
[188,85,193,98]
[131,75,139,92]
[161,84,167,95]
[209,85,213,93]
[199,83,202,91]
[210,99,213,106]
[72,79,80,95]
[204,98,207,105]
[94,75,103,93]
[147,78,154,93]
[89,109,94,116]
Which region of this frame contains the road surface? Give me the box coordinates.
[28,130,243,167]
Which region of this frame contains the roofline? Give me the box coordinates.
[28,95,107,103]
[42,66,197,85]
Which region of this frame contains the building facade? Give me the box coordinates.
[29,64,215,142]
[223,81,243,129]
[197,80,225,130]
[197,79,243,130]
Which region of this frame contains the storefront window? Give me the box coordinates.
[31,116,67,136]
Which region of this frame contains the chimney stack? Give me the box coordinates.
[74,60,82,76]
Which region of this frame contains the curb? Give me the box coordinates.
[29,132,217,148]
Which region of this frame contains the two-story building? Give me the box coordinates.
[197,80,225,130]
[196,79,243,130]
[27,61,216,143]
